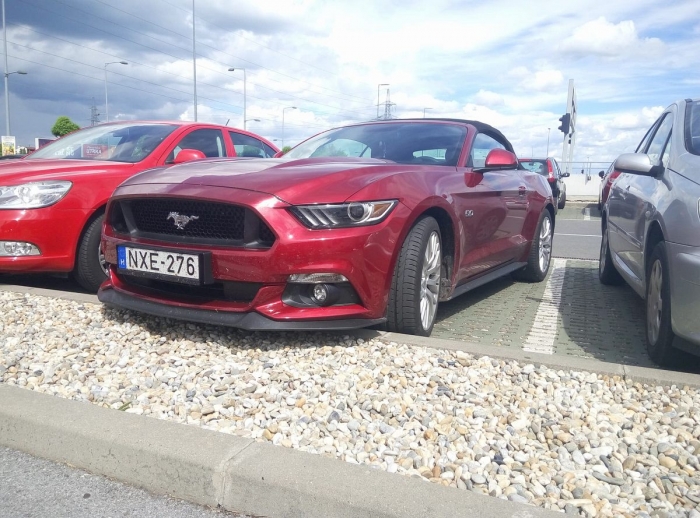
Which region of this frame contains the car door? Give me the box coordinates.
[229,131,274,158]
[453,132,526,281]
[162,127,228,163]
[609,112,674,282]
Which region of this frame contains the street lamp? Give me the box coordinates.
[104,61,128,123]
[423,108,433,118]
[227,67,247,130]
[546,127,551,157]
[282,106,297,148]
[3,70,26,136]
[377,83,389,119]
[245,118,260,125]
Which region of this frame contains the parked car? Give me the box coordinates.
[599,98,700,366]
[0,154,27,160]
[0,121,278,292]
[597,163,620,211]
[98,119,556,336]
[519,157,569,210]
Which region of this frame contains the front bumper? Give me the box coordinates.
[100,185,409,326]
[98,285,385,330]
[0,207,85,273]
[668,241,700,347]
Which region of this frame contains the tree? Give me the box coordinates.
[51,116,81,137]
[281,146,292,155]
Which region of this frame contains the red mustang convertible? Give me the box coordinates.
[99,119,555,336]
[0,121,278,291]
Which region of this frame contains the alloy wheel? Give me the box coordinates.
[647,259,663,345]
[599,227,608,273]
[98,245,109,277]
[420,231,441,330]
[538,216,552,272]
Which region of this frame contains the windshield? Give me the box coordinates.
[285,122,467,166]
[519,159,549,176]
[29,123,179,163]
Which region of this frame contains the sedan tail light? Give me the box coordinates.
[547,160,555,181]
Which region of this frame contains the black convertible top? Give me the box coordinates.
[366,118,515,153]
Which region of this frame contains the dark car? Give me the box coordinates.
[0,121,278,292]
[599,98,700,366]
[519,157,569,210]
[98,119,556,336]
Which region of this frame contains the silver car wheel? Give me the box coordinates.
[538,216,552,273]
[647,259,663,345]
[599,227,608,273]
[420,231,441,330]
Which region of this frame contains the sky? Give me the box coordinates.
[3,0,700,166]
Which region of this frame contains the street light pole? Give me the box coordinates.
[3,70,26,136]
[282,106,297,148]
[104,61,128,123]
[377,83,388,119]
[2,0,8,136]
[227,68,246,130]
[192,0,197,121]
[423,108,432,118]
[546,127,551,157]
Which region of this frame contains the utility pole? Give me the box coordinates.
[382,89,396,120]
[90,97,101,126]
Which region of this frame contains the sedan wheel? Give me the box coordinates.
[647,259,663,345]
[73,214,109,292]
[599,223,622,285]
[512,210,552,283]
[538,215,552,273]
[387,216,442,336]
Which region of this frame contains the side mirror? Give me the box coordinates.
[562,172,570,178]
[475,149,518,172]
[173,148,206,164]
[613,153,664,178]
[598,170,605,178]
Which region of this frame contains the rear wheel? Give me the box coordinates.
[73,214,108,292]
[386,216,442,336]
[512,209,552,282]
[599,221,623,285]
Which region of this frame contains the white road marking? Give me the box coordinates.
[583,207,591,220]
[523,258,567,355]
[555,233,600,237]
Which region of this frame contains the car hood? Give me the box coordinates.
[120,157,409,204]
[0,158,136,184]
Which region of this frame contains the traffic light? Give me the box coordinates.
[558,113,571,135]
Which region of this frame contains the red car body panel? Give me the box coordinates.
[0,122,278,275]
[98,120,554,329]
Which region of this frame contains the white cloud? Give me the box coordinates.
[560,17,665,58]
[472,90,505,107]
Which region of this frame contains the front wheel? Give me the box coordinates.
[386,216,442,336]
[73,214,108,292]
[512,209,552,283]
[645,242,685,367]
[557,190,566,210]
[599,222,623,285]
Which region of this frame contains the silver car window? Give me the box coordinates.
[645,114,673,163]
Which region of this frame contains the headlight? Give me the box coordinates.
[289,200,397,229]
[0,181,73,209]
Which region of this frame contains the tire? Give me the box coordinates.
[645,242,685,367]
[386,216,442,336]
[599,221,623,285]
[512,209,552,283]
[557,190,566,210]
[73,214,108,292]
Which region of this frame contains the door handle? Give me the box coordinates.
[625,184,631,190]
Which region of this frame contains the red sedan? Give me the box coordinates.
[98,119,555,336]
[0,121,278,291]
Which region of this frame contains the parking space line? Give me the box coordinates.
[522,258,567,355]
[583,208,591,220]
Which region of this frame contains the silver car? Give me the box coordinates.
[599,98,700,366]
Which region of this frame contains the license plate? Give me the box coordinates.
[117,246,200,282]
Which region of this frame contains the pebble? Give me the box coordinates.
[3,291,700,518]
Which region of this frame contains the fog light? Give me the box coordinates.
[312,284,329,304]
[0,241,40,256]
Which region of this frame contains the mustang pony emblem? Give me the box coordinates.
[167,212,199,229]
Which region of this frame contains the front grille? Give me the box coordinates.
[110,198,275,248]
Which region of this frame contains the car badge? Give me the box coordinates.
[167,211,199,229]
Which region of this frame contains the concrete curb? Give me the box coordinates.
[0,384,561,518]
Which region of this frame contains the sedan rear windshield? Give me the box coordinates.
[686,101,700,156]
[284,122,467,166]
[519,159,549,176]
[29,123,179,163]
